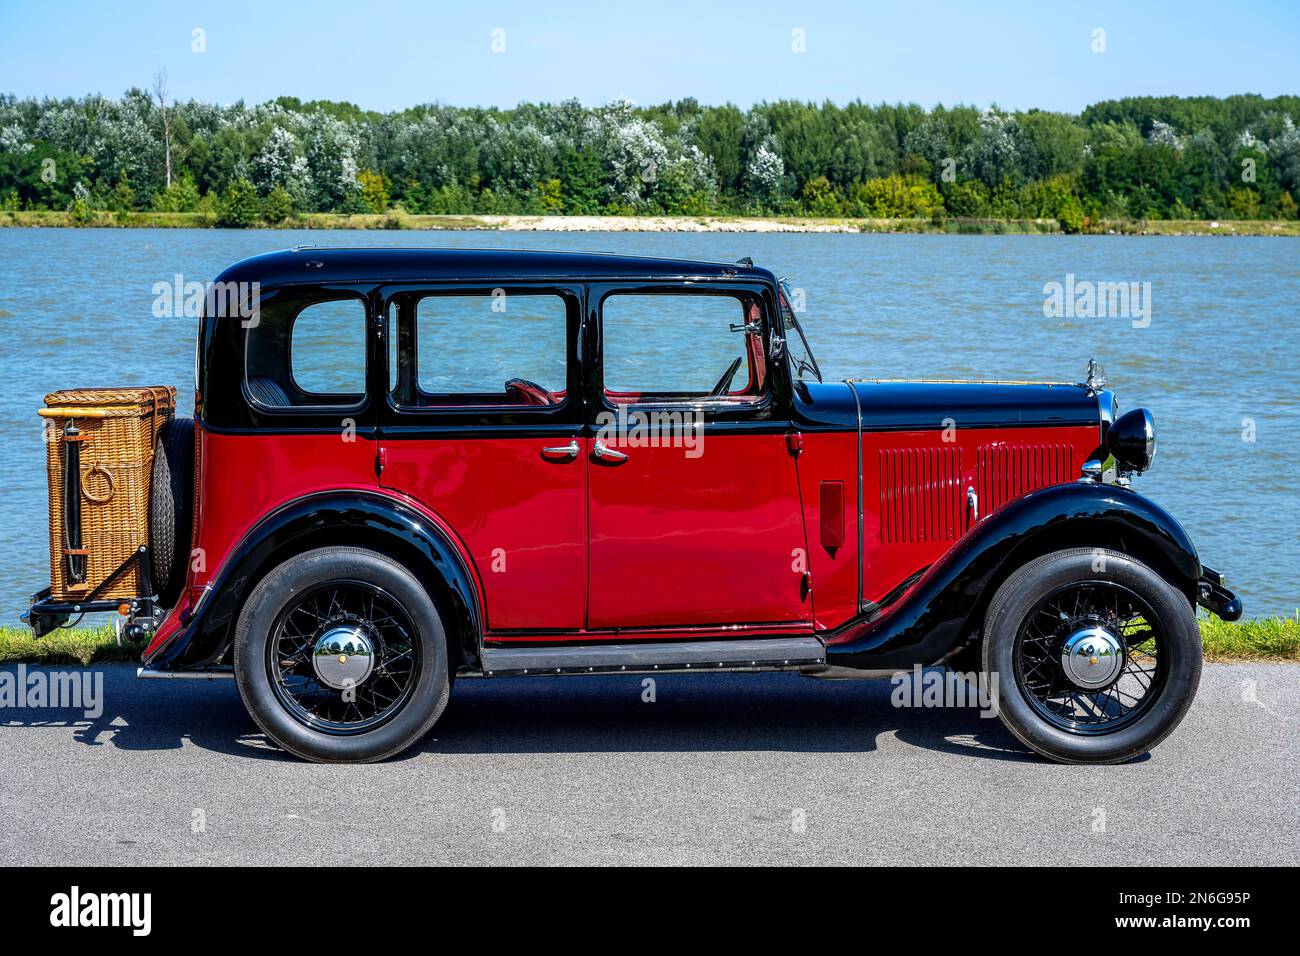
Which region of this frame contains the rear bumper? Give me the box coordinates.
[1197,565,1243,621]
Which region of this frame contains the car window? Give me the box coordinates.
[244,292,367,409]
[601,291,766,405]
[291,300,367,396]
[390,291,568,409]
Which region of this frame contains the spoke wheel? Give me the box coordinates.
[1013,581,1165,735]
[982,547,1201,765]
[267,579,421,734]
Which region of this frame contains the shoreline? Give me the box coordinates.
[3,210,1298,236]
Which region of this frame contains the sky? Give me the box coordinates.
[1,0,1297,113]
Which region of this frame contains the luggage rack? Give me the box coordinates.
[23,544,159,641]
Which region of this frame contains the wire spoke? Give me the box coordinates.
[1014,578,1165,735]
[268,580,421,733]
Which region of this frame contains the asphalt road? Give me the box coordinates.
[1,662,1296,865]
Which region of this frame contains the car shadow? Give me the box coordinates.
[1,665,1042,763]
[417,671,1041,763]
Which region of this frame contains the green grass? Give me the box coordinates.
[1198,613,1300,661]
[0,624,134,666]
[2,615,1296,666]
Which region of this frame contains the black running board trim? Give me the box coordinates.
[477,637,826,677]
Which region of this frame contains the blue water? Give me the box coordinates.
[0,229,1296,618]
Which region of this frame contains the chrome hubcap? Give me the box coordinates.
[1059,625,1123,688]
[311,626,375,690]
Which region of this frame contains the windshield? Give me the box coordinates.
[778,279,823,385]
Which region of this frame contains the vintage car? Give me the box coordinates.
[26,247,1243,764]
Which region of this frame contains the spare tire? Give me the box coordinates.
[149,417,195,608]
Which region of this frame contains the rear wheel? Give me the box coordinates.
[982,548,1201,764]
[233,547,450,763]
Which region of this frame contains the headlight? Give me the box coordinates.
[1107,407,1156,473]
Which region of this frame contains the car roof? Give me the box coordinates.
[213,246,776,287]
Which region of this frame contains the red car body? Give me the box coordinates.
[22,247,1239,763]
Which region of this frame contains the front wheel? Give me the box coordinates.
[233,547,450,763]
[982,548,1201,764]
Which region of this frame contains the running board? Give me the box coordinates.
[478,637,826,676]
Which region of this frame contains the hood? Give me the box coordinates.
[850,380,1101,432]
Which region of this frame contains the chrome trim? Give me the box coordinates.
[311,626,375,690]
[847,380,866,613]
[1060,625,1123,688]
[136,666,234,679]
[541,440,580,459]
[592,440,628,462]
[1082,358,1107,397]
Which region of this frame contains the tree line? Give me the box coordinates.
[1,91,1297,229]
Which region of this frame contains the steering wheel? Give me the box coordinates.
[504,378,553,406]
[709,356,744,397]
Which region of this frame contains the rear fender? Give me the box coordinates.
[142,490,483,672]
[824,482,1200,671]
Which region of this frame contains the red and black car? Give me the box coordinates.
[26,247,1243,764]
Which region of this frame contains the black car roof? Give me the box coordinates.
[213,246,776,287]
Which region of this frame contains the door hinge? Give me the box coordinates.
[375,446,387,477]
[786,431,803,457]
[801,571,813,599]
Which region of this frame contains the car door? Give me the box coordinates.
[377,283,588,632]
[586,282,811,632]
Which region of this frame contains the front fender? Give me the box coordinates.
[824,481,1201,671]
[142,490,483,672]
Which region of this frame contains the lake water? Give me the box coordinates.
[0,229,1296,619]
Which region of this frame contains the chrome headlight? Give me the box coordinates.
[1107,407,1156,474]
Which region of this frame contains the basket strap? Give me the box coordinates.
[60,420,87,585]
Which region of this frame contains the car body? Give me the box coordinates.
[28,247,1243,763]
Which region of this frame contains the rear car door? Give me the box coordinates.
[586,282,810,631]
[377,283,587,632]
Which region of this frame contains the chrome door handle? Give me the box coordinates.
[593,440,629,462]
[541,441,580,460]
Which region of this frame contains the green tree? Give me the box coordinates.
[107,173,137,212]
[357,168,390,213]
[217,178,260,227]
[848,174,944,218]
[536,178,564,215]
[152,172,200,212]
[801,175,843,216]
[262,184,294,223]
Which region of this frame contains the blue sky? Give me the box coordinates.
[1,0,1297,112]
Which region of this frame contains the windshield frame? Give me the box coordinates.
[778,277,823,385]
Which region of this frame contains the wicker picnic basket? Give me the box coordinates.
[40,386,176,600]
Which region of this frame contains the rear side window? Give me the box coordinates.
[388,291,569,409]
[244,292,367,409]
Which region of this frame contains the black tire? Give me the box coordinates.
[981,547,1201,764]
[149,417,194,607]
[233,546,450,763]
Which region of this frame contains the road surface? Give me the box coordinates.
[1,662,1296,865]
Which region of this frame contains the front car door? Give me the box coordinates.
[586,281,811,632]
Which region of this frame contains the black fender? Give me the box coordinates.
[824,481,1201,671]
[143,490,483,672]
